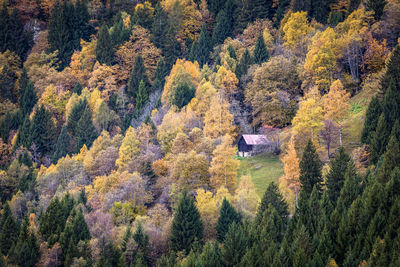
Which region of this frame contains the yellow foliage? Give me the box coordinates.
[195,188,218,239]
[215,186,234,207]
[323,80,350,123]
[38,84,71,122]
[190,81,217,118]
[283,11,313,52]
[116,127,140,170]
[88,63,118,101]
[70,38,97,86]
[210,135,239,192]
[234,175,260,218]
[214,66,239,96]
[157,109,184,153]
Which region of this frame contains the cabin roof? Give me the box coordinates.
[241,135,269,145]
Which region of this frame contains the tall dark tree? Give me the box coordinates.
[110,14,130,48]
[275,0,291,26]
[39,197,64,245]
[16,116,31,148]
[336,161,360,214]
[311,0,332,24]
[227,45,237,60]
[256,182,288,223]
[191,24,211,66]
[212,9,231,45]
[382,80,400,129]
[208,0,225,16]
[75,106,97,151]
[127,54,150,99]
[253,33,269,65]
[378,135,400,184]
[135,80,148,111]
[221,222,247,267]
[235,48,252,79]
[216,198,241,242]
[52,125,70,163]
[382,44,400,91]
[153,57,169,91]
[19,69,37,116]
[96,24,114,65]
[30,105,56,155]
[250,0,274,21]
[170,191,203,254]
[73,82,82,95]
[171,82,196,110]
[151,3,169,50]
[366,0,387,20]
[198,241,222,267]
[299,140,323,197]
[370,113,391,164]
[361,96,382,144]
[326,147,351,203]
[0,64,17,103]
[290,0,312,16]
[67,99,88,136]
[0,203,19,255]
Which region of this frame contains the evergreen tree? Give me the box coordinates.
[378,135,400,184]
[171,82,196,109]
[216,198,241,242]
[151,3,169,50]
[275,0,291,26]
[256,182,288,223]
[193,24,211,66]
[390,120,400,142]
[382,44,400,91]
[110,16,130,48]
[0,203,19,255]
[370,113,391,164]
[326,147,351,203]
[133,224,150,265]
[291,224,312,266]
[153,57,169,91]
[75,106,97,151]
[20,81,37,116]
[170,191,203,254]
[253,33,269,65]
[361,96,382,144]
[127,54,150,99]
[0,64,17,103]
[16,115,31,148]
[208,0,225,16]
[67,98,88,136]
[8,217,40,267]
[336,161,360,214]
[235,48,252,79]
[198,241,222,267]
[290,0,312,15]
[96,24,114,65]
[221,222,247,266]
[163,26,181,69]
[299,140,323,197]
[30,105,56,155]
[40,197,64,245]
[52,125,70,163]
[212,9,231,45]
[250,0,274,21]
[311,0,332,24]
[135,80,148,111]
[73,82,82,95]
[382,80,400,129]
[0,117,9,143]
[227,45,237,60]
[366,0,387,20]
[74,0,93,41]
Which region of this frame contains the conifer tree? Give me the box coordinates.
[256,182,288,223]
[135,80,149,111]
[212,9,231,45]
[208,0,225,16]
[170,191,203,254]
[110,16,130,48]
[221,222,247,266]
[133,223,150,265]
[382,80,400,129]
[366,0,387,20]
[250,0,274,21]
[326,147,351,203]
[0,203,19,255]
[20,81,37,116]
[198,241,222,267]
[67,99,88,136]
[361,96,382,144]
[96,24,114,65]
[16,116,31,148]
[30,105,56,155]
[40,197,64,245]
[8,217,39,267]
[291,224,312,266]
[216,198,241,242]
[378,135,400,184]
[171,82,196,110]
[151,3,169,50]
[370,113,391,164]
[311,0,332,24]
[227,45,237,60]
[52,125,70,163]
[127,54,149,99]
[390,120,400,142]
[253,33,269,64]
[299,140,322,197]
[75,106,97,151]
[382,44,400,90]
[336,161,360,214]
[153,57,169,91]
[0,65,17,103]
[73,82,82,95]
[194,24,211,66]
[235,48,252,79]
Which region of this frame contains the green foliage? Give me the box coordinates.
[235,48,252,79]
[361,96,382,144]
[170,190,203,255]
[336,161,360,214]
[212,9,231,45]
[0,65,17,103]
[39,197,64,245]
[67,98,89,136]
[326,147,351,203]
[382,44,400,91]
[221,222,247,266]
[299,140,322,197]
[370,113,391,164]
[171,82,195,109]
[378,135,400,184]
[0,203,19,255]
[96,24,114,65]
[73,82,82,95]
[366,0,387,20]
[135,80,149,111]
[256,182,288,224]
[198,241,222,267]
[128,54,150,99]
[52,125,70,163]
[151,3,169,50]
[153,57,169,91]
[190,24,211,67]
[30,105,56,155]
[216,198,241,242]
[75,106,97,151]
[253,33,269,65]
[110,15,131,48]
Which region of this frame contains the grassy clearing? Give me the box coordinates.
[237,153,284,197]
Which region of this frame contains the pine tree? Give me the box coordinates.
[299,140,323,197]
[40,197,64,245]
[133,224,150,265]
[73,82,82,95]
[96,24,114,65]
[212,9,231,45]
[74,0,92,42]
[194,24,211,66]
[216,198,241,242]
[382,80,400,129]
[378,135,400,184]
[198,241,222,267]
[153,57,169,91]
[311,0,332,24]
[110,16,130,48]
[52,125,70,163]
[208,0,225,16]
[253,33,269,65]
[366,0,387,20]
[75,106,97,151]
[382,44,400,91]
[152,3,169,50]
[127,54,150,99]
[326,147,351,203]
[336,161,360,214]
[171,82,196,109]
[20,81,37,117]
[0,117,9,143]
[135,80,148,111]
[221,222,247,266]
[275,0,291,26]
[227,45,237,60]
[0,65,17,103]
[16,115,31,148]
[30,105,56,155]
[235,48,252,79]
[8,217,39,267]
[370,113,391,164]
[67,98,88,136]
[250,0,274,21]
[256,182,288,223]
[361,96,382,144]
[0,203,19,255]
[170,191,203,254]
[290,0,312,15]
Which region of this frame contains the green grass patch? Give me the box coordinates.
[237,153,284,197]
[350,103,364,114]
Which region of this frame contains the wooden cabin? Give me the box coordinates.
[237,135,270,157]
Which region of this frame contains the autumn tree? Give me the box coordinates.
[323,80,350,146]
[283,11,313,54]
[116,126,140,170]
[203,95,236,139]
[234,175,259,217]
[195,188,219,239]
[280,137,300,206]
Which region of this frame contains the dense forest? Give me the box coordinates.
[0,0,400,266]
